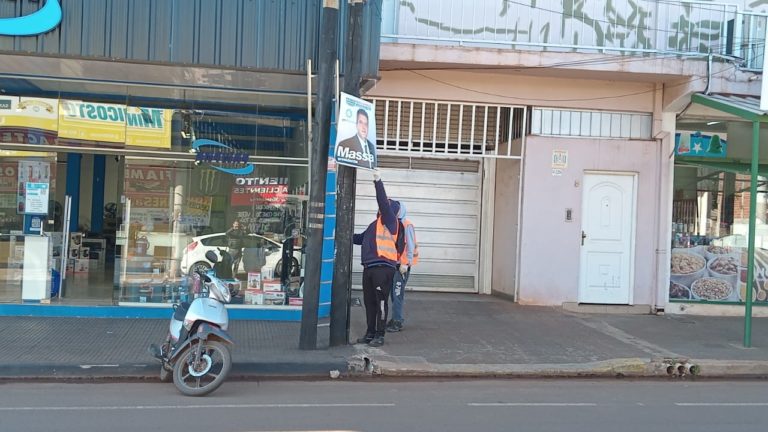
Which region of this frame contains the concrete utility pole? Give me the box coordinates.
[329,0,365,347]
[300,0,339,350]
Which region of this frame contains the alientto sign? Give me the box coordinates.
[0,0,62,36]
[231,177,289,206]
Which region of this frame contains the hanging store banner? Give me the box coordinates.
[233,206,285,234]
[0,163,18,209]
[230,176,289,206]
[59,100,126,143]
[0,163,17,193]
[126,108,173,149]
[180,196,213,226]
[24,182,49,215]
[16,161,51,214]
[124,166,173,211]
[675,132,727,158]
[58,100,172,148]
[0,97,59,145]
[124,166,174,194]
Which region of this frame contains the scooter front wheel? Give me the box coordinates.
[172,340,231,397]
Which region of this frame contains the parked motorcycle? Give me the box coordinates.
[149,248,238,396]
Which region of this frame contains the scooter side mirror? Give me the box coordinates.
[205,250,219,263]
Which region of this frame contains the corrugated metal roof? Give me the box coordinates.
[0,0,376,77]
[1,0,383,94]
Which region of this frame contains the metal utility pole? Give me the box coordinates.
[329,0,365,347]
[300,0,339,350]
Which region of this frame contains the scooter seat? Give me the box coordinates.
[173,302,190,321]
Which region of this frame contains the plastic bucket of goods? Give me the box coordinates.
[670,250,707,287]
[691,277,734,301]
[703,244,738,261]
[669,281,692,300]
[707,255,739,291]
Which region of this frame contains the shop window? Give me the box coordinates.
[671,165,768,304]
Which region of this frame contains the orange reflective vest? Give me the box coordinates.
[399,218,419,266]
[375,217,399,261]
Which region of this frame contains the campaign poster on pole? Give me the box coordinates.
[334,92,377,170]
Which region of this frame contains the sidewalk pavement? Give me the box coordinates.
[1,292,767,380]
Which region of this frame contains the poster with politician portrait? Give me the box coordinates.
[334,92,377,170]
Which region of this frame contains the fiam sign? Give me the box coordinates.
[0,0,62,36]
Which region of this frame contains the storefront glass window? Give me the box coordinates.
[0,152,57,303]
[118,158,308,306]
[671,165,768,304]
[1,94,308,307]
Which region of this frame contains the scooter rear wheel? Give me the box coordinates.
[172,340,231,397]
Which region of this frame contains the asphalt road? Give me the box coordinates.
[0,379,766,432]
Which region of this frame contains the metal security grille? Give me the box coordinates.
[369,97,527,158]
[531,108,653,139]
[353,161,483,293]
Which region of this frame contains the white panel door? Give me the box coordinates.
[578,173,637,304]
[354,165,481,293]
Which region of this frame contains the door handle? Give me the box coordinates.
[581,231,587,246]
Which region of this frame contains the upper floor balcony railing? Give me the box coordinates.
[381,0,767,72]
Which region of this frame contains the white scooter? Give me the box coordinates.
[150,249,238,397]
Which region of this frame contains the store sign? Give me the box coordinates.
[192,139,253,175]
[0,97,59,145]
[16,160,50,214]
[231,176,289,206]
[0,0,62,36]
[59,100,172,148]
[674,132,727,158]
[124,166,173,211]
[24,182,49,215]
[180,196,212,225]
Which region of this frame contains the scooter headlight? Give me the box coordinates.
[183,318,194,330]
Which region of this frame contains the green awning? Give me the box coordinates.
[691,93,768,123]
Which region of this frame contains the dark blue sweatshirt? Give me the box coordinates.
[353,179,400,268]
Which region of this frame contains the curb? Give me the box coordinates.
[347,356,768,379]
[0,361,348,381]
[2,358,768,381]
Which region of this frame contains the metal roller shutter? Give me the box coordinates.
[352,156,482,293]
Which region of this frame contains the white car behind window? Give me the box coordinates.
[180,233,301,279]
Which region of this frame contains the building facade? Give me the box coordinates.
[0,0,382,319]
[361,0,768,315]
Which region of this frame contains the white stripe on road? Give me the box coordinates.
[470,402,767,407]
[0,403,395,411]
[675,403,768,407]
[468,403,598,407]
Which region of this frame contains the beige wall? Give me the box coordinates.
[492,157,521,297]
[518,136,659,306]
[368,70,656,112]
